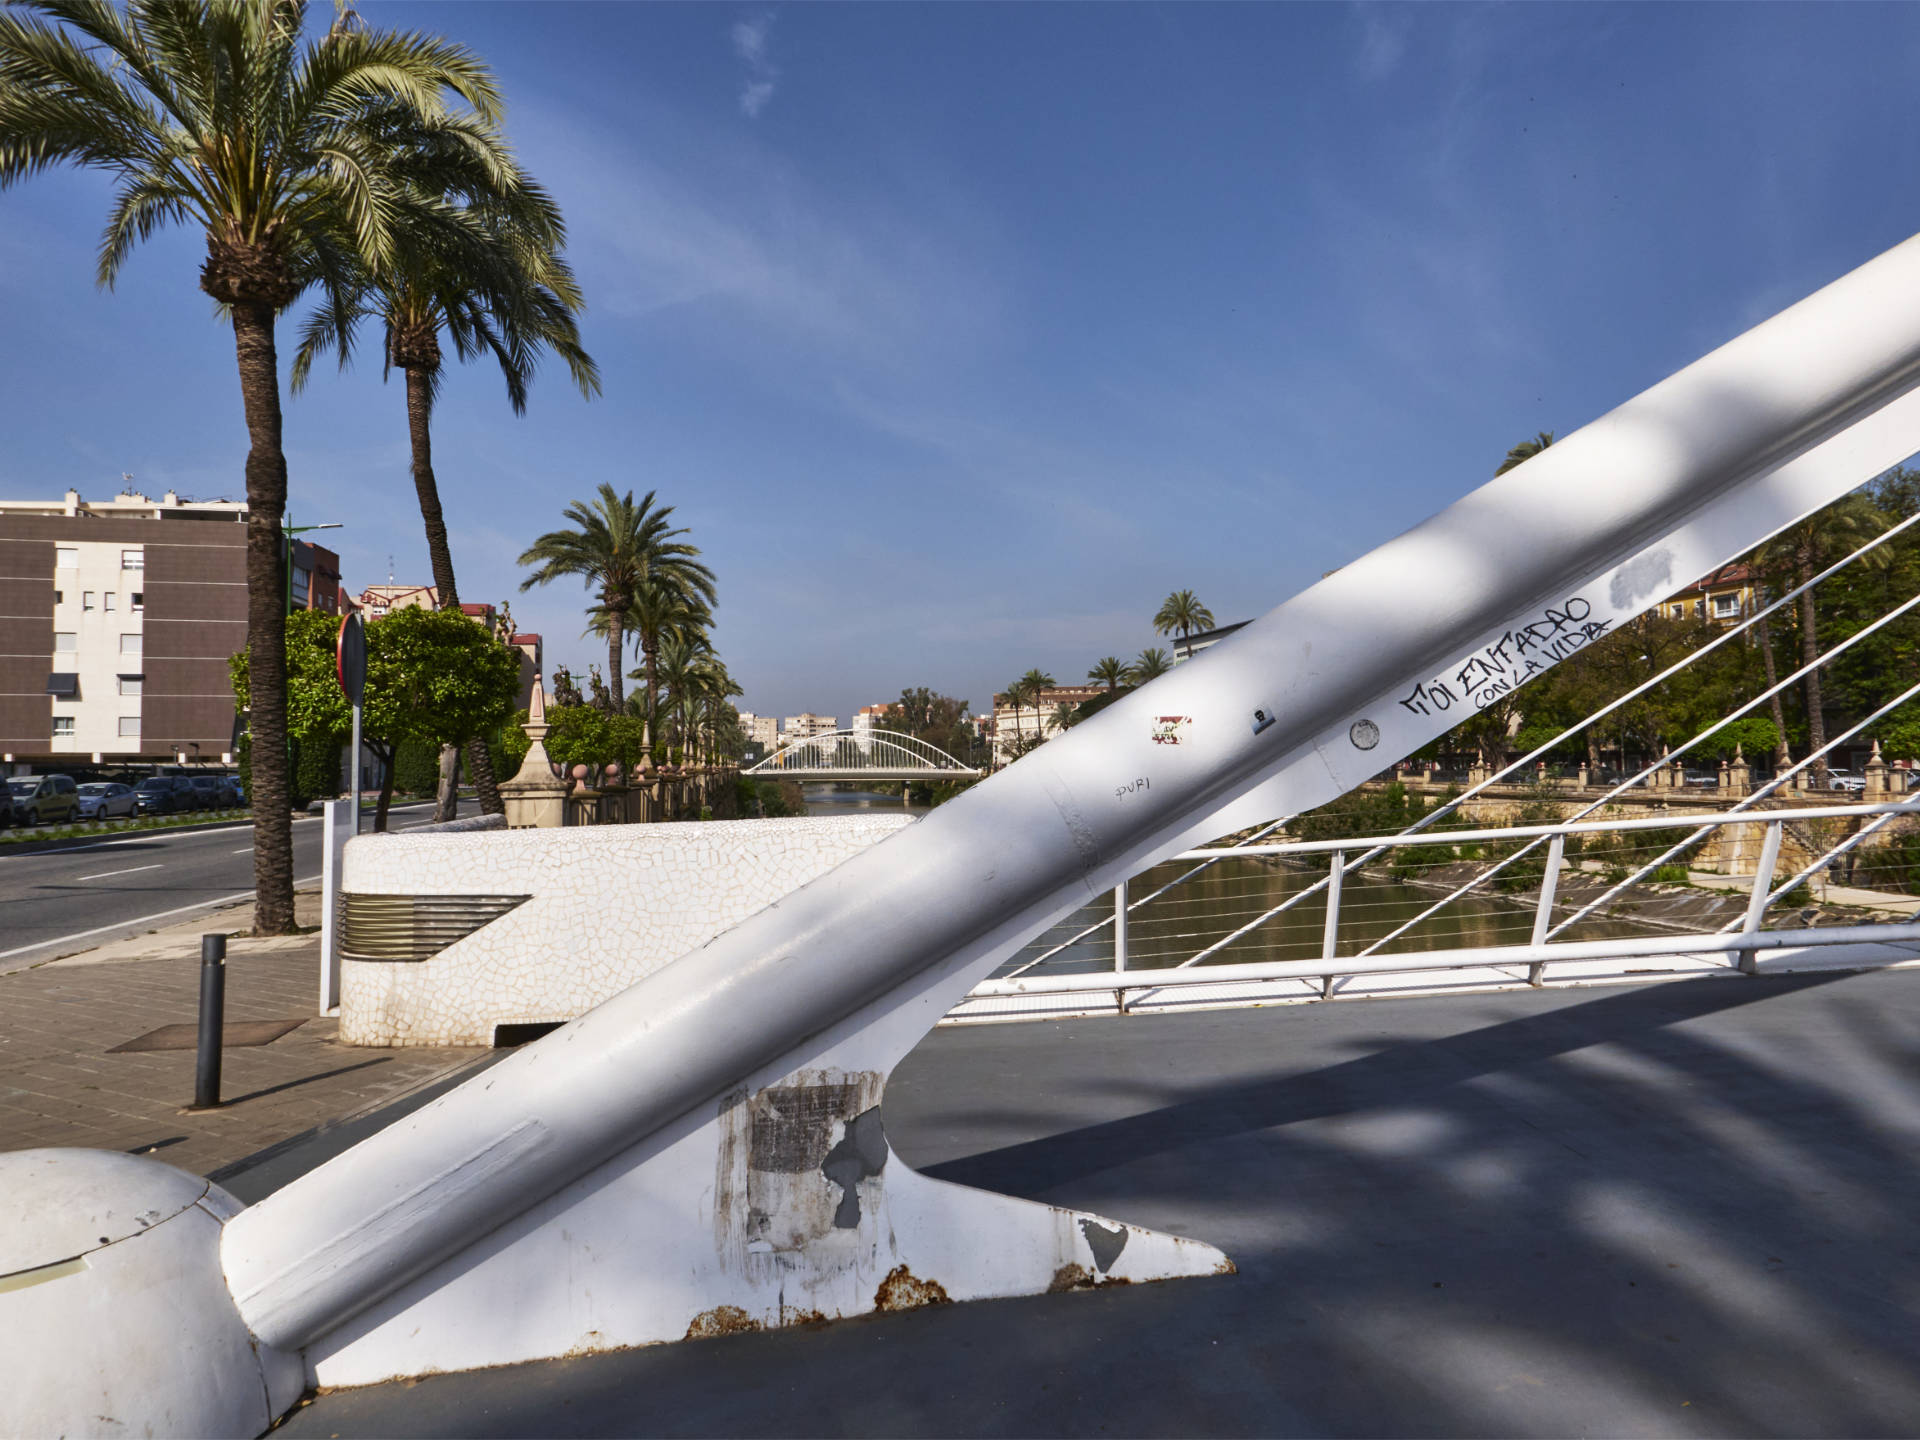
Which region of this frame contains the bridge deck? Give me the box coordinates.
[280,968,1920,1437]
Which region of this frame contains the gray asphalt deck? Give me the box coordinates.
[281,967,1920,1438]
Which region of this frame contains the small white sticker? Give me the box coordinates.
[1349,718,1380,751]
[1151,715,1192,746]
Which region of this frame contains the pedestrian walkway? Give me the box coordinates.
[1684,868,1920,917]
[0,889,488,1181]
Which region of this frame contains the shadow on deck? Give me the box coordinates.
[282,968,1920,1437]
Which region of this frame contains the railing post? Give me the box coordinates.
[1113,879,1128,974]
[1320,851,1344,998]
[318,797,350,1015]
[1740,821,1784,975]
[1528,831,1566,987]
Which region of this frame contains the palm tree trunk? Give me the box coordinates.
[233,302,296,935]
[1798,559,1829,782]
[1757,611,1791,772]
[643,641,658,754]
[403,367,503,817]
[608,615,625,712]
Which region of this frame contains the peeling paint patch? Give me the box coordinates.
[1048,1263,1095,1292]
[684,1305,761,1341]
[819,1108,888,1229]
[1079,1218,1129,1273]
[874,1265,950,1311]
[751,1084,861,1172]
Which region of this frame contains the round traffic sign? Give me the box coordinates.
[336,612,367,705]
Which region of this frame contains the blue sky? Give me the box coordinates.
[6,2,1920,721]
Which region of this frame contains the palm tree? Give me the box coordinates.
[621,571,715,752]
[1496,431,1555,476]
[518,486,714,713]
[1753,496,1889,784]
[0,0,502,934]
[293,125,600,814]
[1133,647,1172,682]
[1019,668,1056,741]
[1153,590,1215,642]
[1088,656,1131,692]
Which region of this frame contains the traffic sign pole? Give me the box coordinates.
[336,614,368,835]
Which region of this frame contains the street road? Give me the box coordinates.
[0,803,436,974]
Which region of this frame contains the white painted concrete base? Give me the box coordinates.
[304,1068,1230,1389]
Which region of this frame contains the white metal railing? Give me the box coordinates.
[954,798,1920,1020]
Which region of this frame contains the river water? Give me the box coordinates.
[804,786,1655,975]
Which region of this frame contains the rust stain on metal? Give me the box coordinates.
[1048,1263,1095,1292]
[684,1305,762,1341]
[1214,1256,1239,1276]
[874,1264,951,1311]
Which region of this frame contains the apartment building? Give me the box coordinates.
[782,713,838,744]
[1659,562,1760,626]
[0,489,247,764]
[736,711,781,752]
[355,583,541,708]
[990,685,1102,766]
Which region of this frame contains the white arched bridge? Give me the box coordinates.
[744,728,983,782]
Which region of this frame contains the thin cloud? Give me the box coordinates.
[731,12,779,118]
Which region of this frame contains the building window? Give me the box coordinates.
[291,565,311,606]
[119,633,140,656]
[104,592,115,611]
[118,717,140,738]
[130,592,144,612]
[82,591,95,610]
[121,549,143,571]
[118,676,142,696]
[56,546,77,569]
[52,590,62,605]
[54,632,76,653]
[52,717,74,736]
[1714,594,1740,618]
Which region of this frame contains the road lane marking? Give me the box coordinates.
[0,873,323,961]
[0,804,431,864]
[75,864,162,881]
[231,847,253,854]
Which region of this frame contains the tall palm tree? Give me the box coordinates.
[1153,590,1215,642]
[518,486,714,713]
[1133,647,1172,682]
[0,0,502,933]
[294,126,600,814]
[1753,495,1889,783]
[622,570,715,751]
[1088,656,1131,692]
[1496,431,1555,475]
[1019,667,1056,741]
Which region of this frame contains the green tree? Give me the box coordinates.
[611,571,713,747]
[518,485,714,715]
[1,0,503,931]
[1087,656,1131,692]
[1133,647,1172,682]
[1753,495,1889,782]
[233,605,519,830]
[1153,590,1215,642]
[292,111,600,816]
[1495,431,1555,476]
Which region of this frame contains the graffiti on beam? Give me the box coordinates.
[1397,595,1611,717]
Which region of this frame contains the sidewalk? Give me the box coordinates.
[1684,868,1920,917]
[0,888,489,1181]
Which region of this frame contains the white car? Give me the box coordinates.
[76,781,137,819]
[1825,768,1866,793]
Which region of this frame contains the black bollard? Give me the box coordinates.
[192,933,226,1110]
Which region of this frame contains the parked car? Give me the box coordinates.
[1682,770,1719,788]
[183,775,232,811]
[7,773,80,825]
[1825,768,1866,793]
[132,776,187,815]
[0,785,15,829]
[219,776,247,808]
[76,782,137,820]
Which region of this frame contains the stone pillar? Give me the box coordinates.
[1728,743,1750,798]
[1866,739,1890,800]
[499,678,569,829]
[1655,745,1673,789]
[602,762,629,824]
[1718,758,1731,794]
[1577,762,1589,790]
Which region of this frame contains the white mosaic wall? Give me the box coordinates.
[339,815,916,1047]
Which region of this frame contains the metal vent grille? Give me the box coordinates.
[340,894,529,962]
